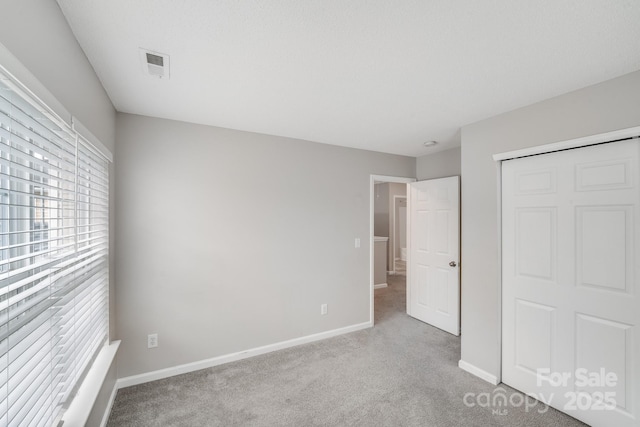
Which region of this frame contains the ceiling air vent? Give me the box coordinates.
[139,48,170,79]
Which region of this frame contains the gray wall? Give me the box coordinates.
[416,147,461,180]
[373,183,407,270]
[0,0,115,150]
[0,1,117,424]
[374,183,407,270]
[115,113,415,377]
[387,183,406,268]
[460,70,640,379]
[373,183,390,237]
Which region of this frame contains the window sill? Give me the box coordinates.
[61,340,120,426]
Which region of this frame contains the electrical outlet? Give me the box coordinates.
[321,304,328,315]
[355,238,360,248]
[148,333,158,348]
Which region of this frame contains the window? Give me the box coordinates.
[0,70,109,426]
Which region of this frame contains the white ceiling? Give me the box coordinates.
[57,0,640,157]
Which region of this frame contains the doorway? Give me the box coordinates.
[392,196,407,275]
[369,175,415,325]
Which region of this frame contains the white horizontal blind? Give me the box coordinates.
[0,70,109,426]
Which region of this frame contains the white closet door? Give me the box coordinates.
[502,138,639,427]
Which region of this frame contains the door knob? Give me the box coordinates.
[449,261,457,267]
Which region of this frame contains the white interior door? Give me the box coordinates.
[407,176,460,335]
[501,138,639,427]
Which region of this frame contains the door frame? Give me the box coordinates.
[370,175,415,324]
[492,125,640,385]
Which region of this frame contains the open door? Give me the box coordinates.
[407,176,460,335]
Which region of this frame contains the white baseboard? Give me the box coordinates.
[374,283,388,289]
[100,381,119,427]
[117,321,373,389]
[458,360,500,385]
